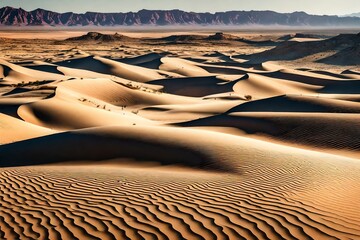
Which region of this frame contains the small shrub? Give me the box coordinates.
[244,95,252,101]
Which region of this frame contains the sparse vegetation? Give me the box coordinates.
[126,82,141,90]
[12,80,51,88]
[244,95,252,101]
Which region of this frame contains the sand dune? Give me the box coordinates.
[149,76,237,97]
[318,43,360,65]
[1,31,360,239]
[343,69,360,75]
[18,97,155,130]
[227,94,360,113]
[241,33,360,64]
[180,112,360,157]
[0,97,44,118]
[1,126,360,239]
[54,56,166,82]
[232,73,320,99]
[0,59,65,84]
[159,57,211,76]
[54,78,197,107]
[0,113,54,144]
[116,52,168,69]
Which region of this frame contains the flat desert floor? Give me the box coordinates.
[1,29,360,239]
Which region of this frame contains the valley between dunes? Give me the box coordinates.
[0,30,360,239]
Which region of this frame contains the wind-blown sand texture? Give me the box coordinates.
[1,30,360,239]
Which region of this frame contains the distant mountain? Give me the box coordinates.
[1,6,360,27]
[344,12,360,18]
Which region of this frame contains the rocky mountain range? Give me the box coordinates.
[1,6,360,27]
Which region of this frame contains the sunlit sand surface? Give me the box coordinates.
[1,30,360,239]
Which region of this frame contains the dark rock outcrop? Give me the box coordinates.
[66,32,132,42]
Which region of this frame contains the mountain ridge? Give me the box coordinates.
[1,6,360,26]
[344,12,360,18]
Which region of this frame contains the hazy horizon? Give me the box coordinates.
[0,0,359,16]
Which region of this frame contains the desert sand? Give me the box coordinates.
[1,30,360,239]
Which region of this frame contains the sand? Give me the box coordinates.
[0,30,360,239]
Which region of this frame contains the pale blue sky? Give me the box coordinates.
[0,0,358,15]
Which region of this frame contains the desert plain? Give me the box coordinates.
[0,28,360,239]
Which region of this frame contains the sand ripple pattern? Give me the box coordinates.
[1,32,360,240]
[1,166,360,240]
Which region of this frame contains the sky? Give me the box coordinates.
[0,0,359,16]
